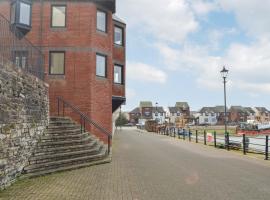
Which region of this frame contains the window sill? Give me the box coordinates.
[48,75,65,79]
[114,44,125,49]
[113,83,125,86]
[96,76,107,81]
[96,30,108,36]
[50,27,67,32]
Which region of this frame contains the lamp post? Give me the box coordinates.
[220,66,229,150]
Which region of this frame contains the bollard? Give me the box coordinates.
[189,129,191,142]
[243,134,246,155]
[204,130,206,145]
[265,135,269,160]
[214,131,217,148]
[196,130,198,143]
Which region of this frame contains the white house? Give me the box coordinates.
[198,107,218,125]
[152,107,166,124]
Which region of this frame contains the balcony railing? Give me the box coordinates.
[0,14,44,80]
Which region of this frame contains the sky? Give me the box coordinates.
[116,0,270,112]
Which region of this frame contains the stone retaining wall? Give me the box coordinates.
[0,62,49,189]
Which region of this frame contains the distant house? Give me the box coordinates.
[254,107,270,123]
[152,107,166,124]
[198,107,218,125]
[244,107,256,122]
[168,102,190,127]
[229,106,248,123]
[214,106,227,125]
[129,101,166,125]
[129,107,141,124]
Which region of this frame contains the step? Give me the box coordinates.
[21,156,111,178]
[24,147,107,173]
[41,132,89,142]
[49,121,76,125]
[29,144,103,165]
[45,128,82,135]
[37,135,93,148]
[34,139,99,155]
[47,125,81,131]
[50,117,72,122]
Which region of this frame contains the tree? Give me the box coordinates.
[116,113,128,126]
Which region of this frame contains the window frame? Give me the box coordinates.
[96,53,107,78]
[113,64,124,84]
[49,51,65,75]
[51,5,67,28]
[96,9,107,33]
[114,25,124,46]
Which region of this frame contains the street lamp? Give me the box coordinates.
[220,66,229,150]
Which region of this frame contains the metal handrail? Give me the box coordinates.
[57,97,111,155]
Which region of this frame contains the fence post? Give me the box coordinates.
[178,128,180,139]
[243,134,246,155]
[204,130,206,145]
[227,132,230,151]
[183,129,185,140]
[108,135,111,155]
[189,129,191,142]
[166,128,169,136]
[265,135,269,160]
[196,130,198,143]
[214,131,217,148]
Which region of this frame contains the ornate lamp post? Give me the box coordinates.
[220,66,229,150]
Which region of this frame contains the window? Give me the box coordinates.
[51,5,66,27]
[114,64,123,84]
[19,2,31,25]
[114,26,123,45]
[11,3,16,24]
[97,10,106,32]
[96,54,106,77]
[49,52,65,75]
[14,51,28,69]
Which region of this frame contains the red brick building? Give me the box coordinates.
[0,0,126,140]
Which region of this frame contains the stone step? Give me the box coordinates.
[21,156,111,178]
[45,128,82,135]
[37,135,93,148]
[29,144,103,165]
[41,132,89,142]
[24,146,107,174]
[34,139,99,155]
[47,125,81,131]
[49,116,72,122]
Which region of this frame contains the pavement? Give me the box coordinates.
[1,127,270,200]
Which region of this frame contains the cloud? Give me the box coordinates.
[219,0,270,38]
[117,0,200,43]
[190,0,217,16]
[156,39,270,94]
[127,62,168,84]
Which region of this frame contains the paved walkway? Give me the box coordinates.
[1,127,270,200]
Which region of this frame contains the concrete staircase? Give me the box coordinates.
[22,117,110,178]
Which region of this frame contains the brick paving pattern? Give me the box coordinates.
[1,127,270,200]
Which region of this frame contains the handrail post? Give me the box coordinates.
[196,130,198,143]
[57,98,60,116]
[108,135,111,155]
[214,131,217,148]
[62,102,65,117]
[243,134,246,155]
[80,116,83,133]
[265,135,269,160]
[84,118,86,132]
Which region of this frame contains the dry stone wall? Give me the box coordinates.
[0,62,49,189]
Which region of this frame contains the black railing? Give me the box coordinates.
[153,126,269,161]
[0,14,44,80]
[57,97,112,155]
